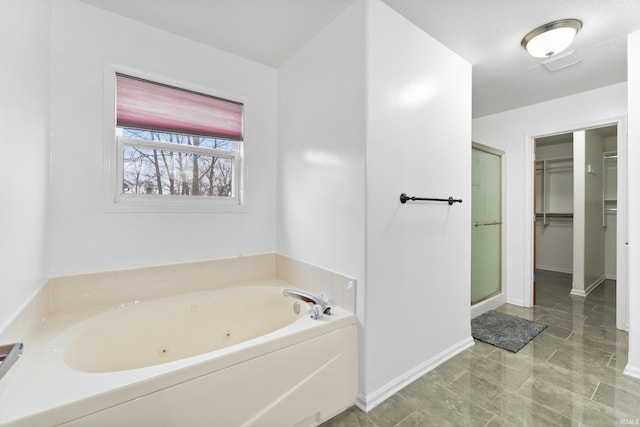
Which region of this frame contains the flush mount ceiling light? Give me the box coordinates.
[521,19,582,58]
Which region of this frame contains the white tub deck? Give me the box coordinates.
[0,280,356,426]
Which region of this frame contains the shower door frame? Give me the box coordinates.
[471,142,506,318]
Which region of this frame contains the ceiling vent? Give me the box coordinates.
[541,51,581,72]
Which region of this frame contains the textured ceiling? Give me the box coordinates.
[382,0,640,117]
[78,0,640,118]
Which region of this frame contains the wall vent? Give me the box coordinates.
[541,51,581,72]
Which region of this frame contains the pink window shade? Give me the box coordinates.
[116,74,243,140]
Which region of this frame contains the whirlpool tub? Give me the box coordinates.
[0,281,356,426]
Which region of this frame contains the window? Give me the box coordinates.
[114,73,244,208]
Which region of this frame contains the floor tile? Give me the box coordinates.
[393,409,457,427]
[541,324,574,340]
[591,382,640,418]
[604,371,640,397]
[546,349,618,384]
[320,406,376,427]
[455,353,531,392]
[526,361,596,399]
[321,273,640,427]
[608,352,627,371]
[446,371,504,408]
[415,358,468,387]
[366,393,416,427]
[485,343,555,371]
[469,340,498,357]
[546,345,614,371]
[485,415,516,427]
[399,379,493,426]
[518,377,617,425]
[484,391,574,426]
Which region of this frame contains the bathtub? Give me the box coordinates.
[0,281,356,426]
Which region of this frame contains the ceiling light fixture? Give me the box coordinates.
[521,19,582,58]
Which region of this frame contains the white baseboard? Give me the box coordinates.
[355,336,474,413]
[570,276,605,297]
[623,364,640,380]
[536,266,572,274]
[471,293,506,319]
[605,274,617,280]
[506,297,524,307]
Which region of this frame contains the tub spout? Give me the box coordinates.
[282,288,331,319]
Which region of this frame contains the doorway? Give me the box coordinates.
[529,121,627,330]
[534,132,574,298]
[471,143,504,315]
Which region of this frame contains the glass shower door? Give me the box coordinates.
[471,145,502,304]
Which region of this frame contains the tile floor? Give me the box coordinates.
[321,270,640,426]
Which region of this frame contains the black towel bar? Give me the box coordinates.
[399,193,462,205]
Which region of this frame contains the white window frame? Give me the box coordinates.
[102,65,248,213]
[116,136,243,206]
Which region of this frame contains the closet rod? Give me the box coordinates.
[536,213,573,217]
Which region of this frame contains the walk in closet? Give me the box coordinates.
[535,125,618,296]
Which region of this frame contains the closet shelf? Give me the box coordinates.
[536,157,574,225]
[536,212,573,224]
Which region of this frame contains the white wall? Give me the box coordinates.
[48,0,278,276]
[537,138,573,158]
[0,0,51,330]
[583,129,606,292]
[605,213,618,278]
[473,83,627,306]
[536,224,573,273]
[626,31,640,378]
[277,0,366,294]
[572,130,587,294]
[604,135,618,279]
[277,0,471,409]
[364,0,472,405]
[277,0,367,393]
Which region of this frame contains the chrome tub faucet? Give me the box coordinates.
[282,288,331,320]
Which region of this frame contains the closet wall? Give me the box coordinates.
[604,136,618,279]
[583,129,607,290]
[536,135,574,273]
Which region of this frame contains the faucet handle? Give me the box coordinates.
[319,292,329,305]
[319,292,331,315]
[310,304,324,320]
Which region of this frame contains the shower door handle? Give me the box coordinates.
[474,221,502,227]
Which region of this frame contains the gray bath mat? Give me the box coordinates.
[471,310,547,353]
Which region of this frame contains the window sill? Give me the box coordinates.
[103,196,249,214]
